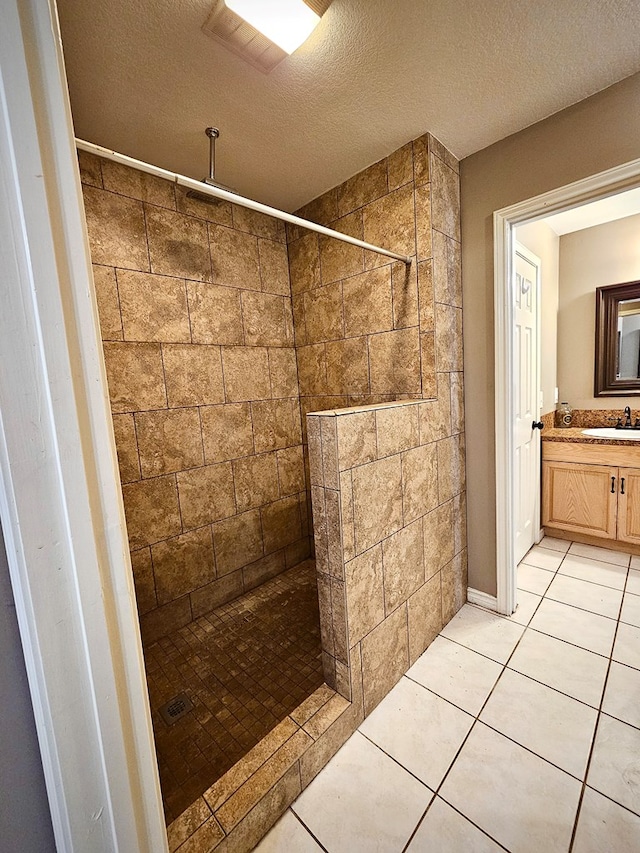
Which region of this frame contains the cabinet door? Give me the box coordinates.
[542,461,618,539]
[617,467,640,543]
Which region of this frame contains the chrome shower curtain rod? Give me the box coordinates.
[76,139,412,265]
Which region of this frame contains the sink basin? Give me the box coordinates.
[582,428,640,440]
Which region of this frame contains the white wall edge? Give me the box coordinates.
[493,155,640,620]
[0,0,167,849]
[467,588,499,612]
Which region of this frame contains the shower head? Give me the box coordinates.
[186,126,236,201]
[186,179,236,203]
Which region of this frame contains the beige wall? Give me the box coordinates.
[515,220,559,417]
[558,212,640,409]
[460,72,640,596]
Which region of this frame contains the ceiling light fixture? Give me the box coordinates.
[223,0,321,54]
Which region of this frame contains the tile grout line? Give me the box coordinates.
[520,625,612,659]
[544,592,626,619]
[402,551,583,851]
[398,680,503,849]
[547,566,629,592]
[563,545,633,570]
[357,728,434,794]
[510,553,625,653]
[397,592,546,853]
[503,544,638,846]
[408,616,614,715]
[289,807,331,852]
[527,543,633,570]
[414,797,511,853]
[567,557,631,852]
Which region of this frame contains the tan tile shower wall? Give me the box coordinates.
[295,133,467,716]
[79,151,309,641]
[307,400,467,713]
[286,134,463,526]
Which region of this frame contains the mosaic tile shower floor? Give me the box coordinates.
[143,560,323,823]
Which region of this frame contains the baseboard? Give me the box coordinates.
[467,587,499,612]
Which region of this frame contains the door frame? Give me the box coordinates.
[0,0,167,849]
[494,157,640,616]
[513,241,542,564]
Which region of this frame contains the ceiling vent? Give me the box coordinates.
[203,0,331,74]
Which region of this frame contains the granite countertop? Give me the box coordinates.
[542,427,640,446]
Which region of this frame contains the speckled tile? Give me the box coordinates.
[146,207,211,282]
[318,211,364,284]
[82,185,149,270]
[186,281,244,345]
[342,267,393,337]
[162,344,224,407]
[103,341,167,413]
[92,264,123,340]
[259,238,291,295]
[152,527,216,604]
[368,327,421,394]
[209,223,260,290]
[363,185,416,268]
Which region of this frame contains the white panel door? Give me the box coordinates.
[514,245,541,563]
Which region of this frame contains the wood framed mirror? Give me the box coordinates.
[595,279,640,396]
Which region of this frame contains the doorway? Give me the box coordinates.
[494,159,640,617]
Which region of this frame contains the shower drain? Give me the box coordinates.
[159,692,194,726]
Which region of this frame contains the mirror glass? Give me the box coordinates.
[617,298,640,379]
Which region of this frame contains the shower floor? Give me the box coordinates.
[143,559,323,824]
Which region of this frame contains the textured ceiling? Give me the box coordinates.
[56,0,640,211]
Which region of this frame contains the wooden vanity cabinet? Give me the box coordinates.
[542,441,640,545]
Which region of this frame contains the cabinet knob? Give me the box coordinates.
[532,421,544,430]
[611,476,616,494]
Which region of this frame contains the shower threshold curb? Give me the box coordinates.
[166,680,364,853]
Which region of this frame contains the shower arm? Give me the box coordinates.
[75,138,413,265]
[206,126,218,186]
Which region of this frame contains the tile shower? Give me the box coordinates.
[79,131,466,851]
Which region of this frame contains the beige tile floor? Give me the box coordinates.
[255,538,640,852]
